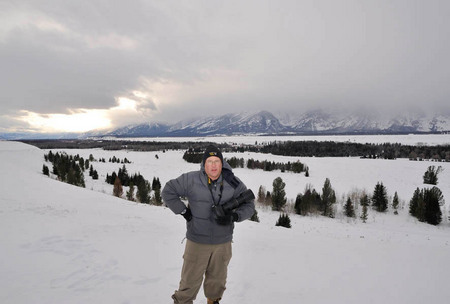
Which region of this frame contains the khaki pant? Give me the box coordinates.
[172,240,232,304]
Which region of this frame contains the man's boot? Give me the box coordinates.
[207,298,220,304]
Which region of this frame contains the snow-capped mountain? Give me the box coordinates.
[102,109,450,138]
[104,111,286,137]
[103,122,170,137]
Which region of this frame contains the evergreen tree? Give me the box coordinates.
[152,177,161,191]
[52,163,59,176]
[275,213,291,228]
[118,165,130,186]
[416,190,427,222]
[321,178,336,218]
[126,182,135,201]
[392,191,400,215]
[372,182,388,212]
[76,165,85,187]
[42,164,49,176]
[153,186,162,205]
[423,165,443,185]
[250,210,260,222]
[344,197,355,218]
[66,168,76,185]
[360,194,369,223]
[137,179,151,204]
[424,187,443,225]
[113,177,123,198]
[271,177,287,211]
[257,185,266,203]
[47,150,54,162]
[79,158,85,171]
[409,187,421,217]
[294,193,305,215]
[151,177,162,205]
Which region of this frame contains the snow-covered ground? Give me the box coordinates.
[1,140,450,304]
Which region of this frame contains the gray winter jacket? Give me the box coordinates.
[162,161,255,245]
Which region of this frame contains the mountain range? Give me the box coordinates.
[100,109,450,138]
[2,109,450,140]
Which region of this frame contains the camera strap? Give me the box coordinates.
[222,168,240,189]
[208,177,224,207]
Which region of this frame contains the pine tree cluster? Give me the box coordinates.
[275,213,291,228]
[294,186,322,216]
[44,151,85,187]
[105,165,159,205]
[182,151,203,163]
[88,165,99,180]
[225,157,245,168]
[108,156,131,164]
[409,187,444,225]
[247,158,307,173]
[294,180,336,217]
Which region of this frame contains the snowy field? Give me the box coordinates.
[1,139,450,304]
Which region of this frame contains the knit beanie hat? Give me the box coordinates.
[202,145,223,165]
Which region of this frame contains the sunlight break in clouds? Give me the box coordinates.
[18,109,111,133]
[15,96,153,133]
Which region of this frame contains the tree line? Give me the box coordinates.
[242,141,450,160]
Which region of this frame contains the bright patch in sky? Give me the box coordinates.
[18,109,111,133]
[14,96,152,133]
[116,97,137,110]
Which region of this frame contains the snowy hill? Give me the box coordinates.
[1,141,450,303]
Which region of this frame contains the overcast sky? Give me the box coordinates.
[1,0,449,133]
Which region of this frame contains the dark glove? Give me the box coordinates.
[216,211,238,225]
[180,207,192,222]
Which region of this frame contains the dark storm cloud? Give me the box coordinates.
[1,0,449,131]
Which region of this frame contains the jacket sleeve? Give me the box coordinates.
[233,177,256,222]
[162,173,190,215]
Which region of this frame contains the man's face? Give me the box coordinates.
[204,156,222,180]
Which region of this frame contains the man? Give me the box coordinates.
[162,145,255,304]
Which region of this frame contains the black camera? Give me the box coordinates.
[212,189,255,218]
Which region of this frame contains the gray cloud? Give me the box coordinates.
[1,0,449,131]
